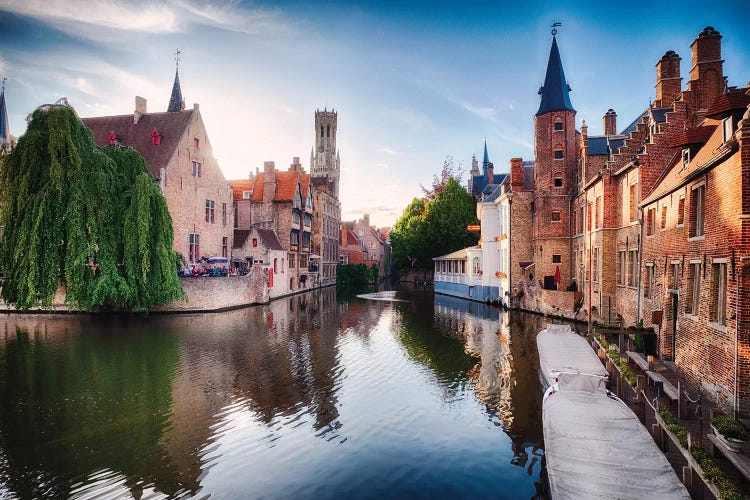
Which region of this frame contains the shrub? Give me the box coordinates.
[712,415,750,441]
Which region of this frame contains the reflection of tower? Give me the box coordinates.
[310,109,340,197]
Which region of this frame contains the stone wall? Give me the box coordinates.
[517,282,582,320]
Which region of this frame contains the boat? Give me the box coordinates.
[543,374,691,499]
[536,323,607,390]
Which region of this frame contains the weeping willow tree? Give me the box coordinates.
[0,105,183,311]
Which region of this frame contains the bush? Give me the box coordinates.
[336,263,378,289]
[712,415,750,441]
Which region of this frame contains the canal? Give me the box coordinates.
[0,288,551,499]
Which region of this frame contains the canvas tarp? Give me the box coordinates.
[543,388,691,499]
[537,324,607,388]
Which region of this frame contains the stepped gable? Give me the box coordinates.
[82,111,193,178]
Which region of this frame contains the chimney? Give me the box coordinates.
[510,158,524,188]
[263,161,276,202]
[488,162,494,184]
[363,214,370,227]
[655,50,682,107]
[603,109,617,136]
[134,96,147,124]
[289,156,303,173]
[193,103,199,110]
[688,27,726,112]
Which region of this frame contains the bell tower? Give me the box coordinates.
[311,108,340,197]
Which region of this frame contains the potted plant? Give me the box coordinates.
[711,415,749,452]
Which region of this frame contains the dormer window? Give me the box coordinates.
[194,138,200,149]
[681,148,690,168]
[242,191,252,200]
[109,131,117,146]
[554,117,563,131]
[722,117,733,143]
[151,128,161,145]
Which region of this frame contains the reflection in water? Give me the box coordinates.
[0,288,548,499]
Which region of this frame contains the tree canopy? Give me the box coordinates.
[390,176,478,269]
[0,105,183,311]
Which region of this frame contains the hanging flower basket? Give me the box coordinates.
[495,271,507,279]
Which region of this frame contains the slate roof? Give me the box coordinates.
[0,87,8,144]
[706,87,750,118]
[620,109,648,137]
[536,36,575,116]
[233,228,284,251]
[651,107,671,124]
[228,179,254,200]
[233,229,251,248]
[249,171,300,202]
[82,110,194,178]
[167,70,184,113]
[522,163,535,191]
[587,136,609,155]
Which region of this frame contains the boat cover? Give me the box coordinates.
[537,324,607,388]
[543,384,691,500]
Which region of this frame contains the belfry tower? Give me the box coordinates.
[310,109,340,197]
[532,29,577,288]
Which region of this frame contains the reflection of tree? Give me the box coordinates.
[0,325,181,498]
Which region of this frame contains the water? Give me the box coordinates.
[0,287,551,499]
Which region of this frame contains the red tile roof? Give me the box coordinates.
[228,179,254,200]
[668,125,717,149]
[82,111,194,178]
[301,174,311,198]
[706,87,750,119]
[250,171,300,202]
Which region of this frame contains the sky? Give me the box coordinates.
[1,0,749,228]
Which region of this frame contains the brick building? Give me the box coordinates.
[310,109,342,287]
[339,228,366,265]
[229,159,316,293]
[82,68,233,264]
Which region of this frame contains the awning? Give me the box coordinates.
[309,254,322,259]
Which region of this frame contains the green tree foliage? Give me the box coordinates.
[336,263,378,288]
[0,106,183,310]
[391,177,478,269]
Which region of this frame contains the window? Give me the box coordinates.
[682,148,690,168]
[289,252,296,268]
[242,191,252,199]
[321,126,324,138]
[273,258,278,274]
[281,258,285,273]
[194,138,200,149]
[554,176,563,188]
[646,207,655,236]
[722,117,733,143]
[595,197,600,229]
[290,230,299,247]
[671,263,680,291]
[205,200,215,224]
[628,249,638,287]
[252,238,258,248]
[552,254,561,264]
[302,232,311,248]
[686,263,701,315]
[661,205,667,230]
[222,203,227,226]
[299,254,308,269]
[473,257,481,275]
[617,250,627,286]
[593,247,599,282]
[222,237,228,258]
[711,261,728,325]
[189,233,200,262]
[293,210,301,225]
[233,202,238,228]
[304,213,312,227]
[554,145,564,159]
[677,196,685,226]
[587,203,592,231]
[644,264,655,299]
[192,161,201,177]
[326,125,330,138]
[629,184,637,222]
[554,117,563,131]
[551,210,561,222]
[690,184,705,238]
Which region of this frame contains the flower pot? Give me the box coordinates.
[712,424,745,453]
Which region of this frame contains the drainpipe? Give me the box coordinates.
[568,194,573,290]
[637,207,644,325]
[508,194,513,309]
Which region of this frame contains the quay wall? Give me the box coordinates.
[517,283,582,320]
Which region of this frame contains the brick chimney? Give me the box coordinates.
[510,158,524,188]
[488,162,494,184]
[134,96,147,124]
[688,27,726,112]
[263,161,276,202]
[655,51,682,107]
[363,213,370,227]
[289,156,304,173]
[603,109,617,136]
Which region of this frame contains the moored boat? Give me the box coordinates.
[536,323,607,390]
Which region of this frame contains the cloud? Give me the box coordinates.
[0,0,291,41]
[375,147,398,156]
[461,101,496,121]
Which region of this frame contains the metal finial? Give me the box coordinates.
[1,77,6,93]
[175,48,181,70]
[551,21,561,36]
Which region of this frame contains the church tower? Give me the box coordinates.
[532,32,577,288]
[310,108,340,197]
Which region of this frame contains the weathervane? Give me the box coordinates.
[175,48,181,70]
[551,21,562,36]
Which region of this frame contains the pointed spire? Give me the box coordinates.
[0,77,9,145]
[167,49,184,113]
[536,35,575,116]
[482,139,490,176]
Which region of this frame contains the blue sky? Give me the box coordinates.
[1,0,749,227]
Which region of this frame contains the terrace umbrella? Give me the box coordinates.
[207,256,229,263]
[554,266,561,286]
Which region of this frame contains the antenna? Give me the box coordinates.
[551,21,562,36]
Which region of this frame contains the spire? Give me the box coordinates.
[167,49,184,113]
[536,35,575,116]
[0,77,9,145]
[482,140,489,166]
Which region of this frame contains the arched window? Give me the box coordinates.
[473,257,481,275]
[326,125,330,138]
[321,126,324,138]
[554,116,563,131]
[252,238,258,247]
[554,144,564,159]
[274,258,278,273]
